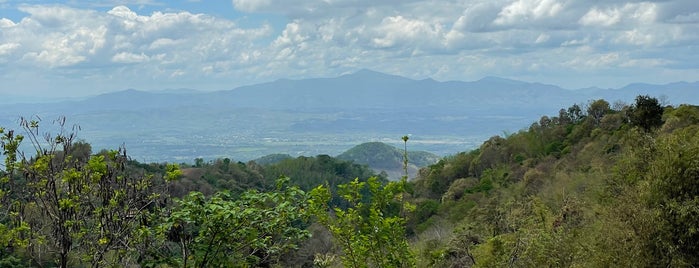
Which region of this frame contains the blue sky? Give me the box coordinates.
[1,0,698,97]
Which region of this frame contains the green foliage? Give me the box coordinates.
[642,127,699,265]
[411,151,478,200]
[628,95,664,131]
[252,153,293,165]
[587,99,611,126]
[161,176,311,267]
[1,117,171,267]
[662,104,699,132]
[2,97,697,267]
[408,96,699,267]
[172,158,268,197]
[0,127,29,254]
[263,154,381,209]
[310,177,415,267]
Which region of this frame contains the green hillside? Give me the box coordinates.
[252,153,293,165]
[337,141,440,180]
[407,97,699,267]
[2,95,699,267]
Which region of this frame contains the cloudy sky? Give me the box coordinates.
[1,0,698,97]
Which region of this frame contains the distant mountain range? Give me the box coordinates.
[1,70,697,163]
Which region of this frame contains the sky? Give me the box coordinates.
[0,0,698,98]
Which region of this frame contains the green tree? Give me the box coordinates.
[310,177,415,268]
[567,104,585,124]
[0,127,31,266]
[1,117,175,267]
[263,154,380,207]
[587,99,611,126]
[628,95,664,131]
[161,177,311,267]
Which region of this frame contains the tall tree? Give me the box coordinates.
[628,95,664,131]
[587,99,611,126]
[2,117,177,267]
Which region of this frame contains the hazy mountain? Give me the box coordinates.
[337,142,441,180]
[209,69,578,112]
[1,70,697,163]
[253,154,294,166]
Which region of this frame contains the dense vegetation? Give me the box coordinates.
[1,95,698,267]
[408,96,699,267]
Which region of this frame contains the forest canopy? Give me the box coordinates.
[2,95,699,267]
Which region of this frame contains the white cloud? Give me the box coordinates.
[148,38,182,50]
[561,37,589,47]
[535,33,550,43]
[107,5,141,21]
[19,24,107,67]
[616,29,655,46]
[1,0,698,95]
[0,18,15,27]
[579,3,657,27]
[566,52,622,68]
[450,2,501,33]
[112,52,149,63]
[494,0,565,25]
[0,5,272,84]
[371,16,442,48]
[232,0,272,13]
[273,21,307,48]
[579,7,622,26]
[0,43,19,56]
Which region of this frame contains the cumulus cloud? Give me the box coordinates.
[494,0,565,25]
[0,0,698,95]
[579,2,657,27]
[0,43,19,55]
[0,4,274,94]
[232,0,272,13]
[0,18,15,27]
[371,16,443,49]
[112,52,149,63]
[579,7,623,27]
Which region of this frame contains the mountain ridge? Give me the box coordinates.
[1,70,697,163]
[3,70,698,106]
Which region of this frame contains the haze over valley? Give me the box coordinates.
[1,70,696,163]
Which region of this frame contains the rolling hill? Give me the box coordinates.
[337,142,448,180]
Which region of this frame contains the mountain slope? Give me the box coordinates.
[337,142,440,180]
[408,100,699,267]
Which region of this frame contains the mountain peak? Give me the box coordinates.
[477,76,527,85]
[344,69,412,81]
[353,69,385,76]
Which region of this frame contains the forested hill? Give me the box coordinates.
[251,142,440,181]
[2,95,699,267]
[336,142,440,180]
[407,96,699,267]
